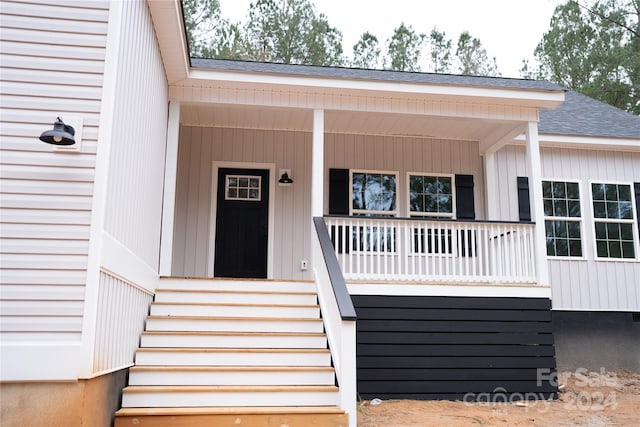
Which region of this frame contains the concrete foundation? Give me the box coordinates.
[553,311,640,373]
[0,368,128,427]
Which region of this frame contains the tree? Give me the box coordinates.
[428,28,452,73]
[243,0,343,65]
[455,31,500,76]
[352,32,382,69]
[534,0,639,114]
[386,23,425,71]
[182,0,223,57]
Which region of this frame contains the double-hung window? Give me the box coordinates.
[591,182,636,259]
[543,180,583,257]
[350,170,398,252]
[409,174,455,254]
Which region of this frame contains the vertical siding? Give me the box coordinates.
[0,0,109,340]
[494,145,640,311]
[103,0,168,269]
[173,127,312,280]
[93,271,152,373]
[325,134,486,218]
[173,130,483,280]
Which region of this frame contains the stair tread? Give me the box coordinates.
[116,405,343,416]
[152,301,319,308]
[130,365,334,372]
[123,385,339,393]
[136,347,330,353]
[147,315,322,321]
[160,276,314,283]
[157,289,316,295]
[142,331,325,336]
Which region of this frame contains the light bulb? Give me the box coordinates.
[53,135,62,143]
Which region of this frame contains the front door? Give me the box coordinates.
[214,168,269,278]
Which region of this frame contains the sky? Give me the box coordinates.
[218,0,564,78]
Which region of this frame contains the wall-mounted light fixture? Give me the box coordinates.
[39,117,75,146]
[278,169,294,185]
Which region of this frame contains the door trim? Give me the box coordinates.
[208,161,276,278]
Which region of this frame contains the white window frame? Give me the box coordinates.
[349,169,399,217]
[406,172,456,219]
[542,179,586,260]
[588,180,639,262]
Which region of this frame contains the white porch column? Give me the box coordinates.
[525,122,550,286]
[311,109,325,217]
[483,152,498,220]
[159,101,181,276]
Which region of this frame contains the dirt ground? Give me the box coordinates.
[358,370,640,426]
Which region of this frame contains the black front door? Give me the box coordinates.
[214,168,269,278]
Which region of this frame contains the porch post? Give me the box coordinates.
[483,152,498,220]
[524,121,549,285]
[311,109,324,217]
[159,101,180,276]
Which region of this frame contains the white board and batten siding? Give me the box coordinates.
[0,0,109,373]
[325,133,486,219]
[173,129,484,280]
[494,145,640,311]
[173,126,313,280]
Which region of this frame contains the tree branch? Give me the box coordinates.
[571,0,639,37]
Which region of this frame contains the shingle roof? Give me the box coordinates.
[539,90,640,139]
[191,58,640,140]
[191,58,564,91]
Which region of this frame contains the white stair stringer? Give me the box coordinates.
[119,278,344,414]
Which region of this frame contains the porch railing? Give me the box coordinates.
[324,216,537,284]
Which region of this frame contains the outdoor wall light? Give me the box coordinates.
[39,117,76,146]
[278,169,294,185]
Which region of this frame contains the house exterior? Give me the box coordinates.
[1,1,639,426]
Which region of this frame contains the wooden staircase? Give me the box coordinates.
[114,278,348,427]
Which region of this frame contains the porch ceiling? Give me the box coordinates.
[180,104,522,142]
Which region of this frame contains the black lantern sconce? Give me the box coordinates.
[39,117,76,146]
[278,169,294,185]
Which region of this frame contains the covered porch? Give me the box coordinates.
[160,63,563,289]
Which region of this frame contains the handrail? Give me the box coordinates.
[313,217,357,321]
[325,213,534,226]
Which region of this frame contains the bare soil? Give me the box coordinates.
[358,370,640,426]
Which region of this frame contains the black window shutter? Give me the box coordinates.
[455,174,475,220]
[517,176,532,221]
[634,183,640,240]
[329,168,350,215]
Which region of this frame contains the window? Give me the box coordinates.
[408,174,454,217]
[226,175,261,201]
[591,182,636,259]
[351,171,397,216]
[542,180,582,257]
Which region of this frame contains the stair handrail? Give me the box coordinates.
[312,216,356,427]
[313,217,356,320]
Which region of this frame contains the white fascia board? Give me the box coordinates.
[515,133,640,152]
[187,69,566,108]
[147,0,189,84]
[347,283,552,299]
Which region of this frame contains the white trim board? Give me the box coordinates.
[347,283,552,299]
[208,161,276,278]
[0,342,81,381]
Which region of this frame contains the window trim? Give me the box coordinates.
[406,172,456,219]
[588,180,639,262]
[349,169,399,217]
[542,178,586,260]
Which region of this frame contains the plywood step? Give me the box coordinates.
[128,365,336,386]
[149,301,320,318]
[134,348,332,366]
[115,406,348,427]
[154,289,317,305]
[121,385,341,408]
[140,331,327,349]
[145,316,324,333]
